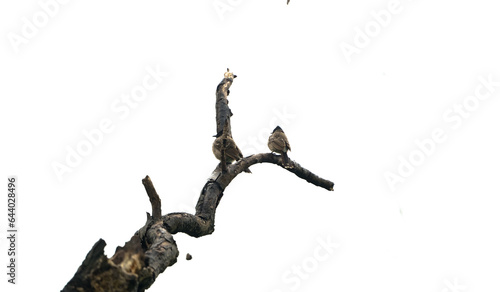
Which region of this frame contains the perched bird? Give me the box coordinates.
[268,126,292,166]
[212,134,251,172]
[212,134,242,162]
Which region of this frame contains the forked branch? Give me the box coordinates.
[62,69,334,292]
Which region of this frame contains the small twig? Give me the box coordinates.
[142,176,162,220]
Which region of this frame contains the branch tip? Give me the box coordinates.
[142,176,162,220]
[224,68,236,79]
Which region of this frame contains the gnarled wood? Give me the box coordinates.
[62,69,334,292]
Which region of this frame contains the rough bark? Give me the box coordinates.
[214,69,235,138]
[62,69,334,292]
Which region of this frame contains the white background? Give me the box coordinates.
[1,0,500,291]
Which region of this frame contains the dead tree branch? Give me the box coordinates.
[214,68,235,138]
[142,176,161,220]
[233,153,334,191]
[62,69,334,292]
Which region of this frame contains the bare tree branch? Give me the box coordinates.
[214,69,235,138]
[62,69,334,292]
[233,153,334,191]
[142,176,162,220]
